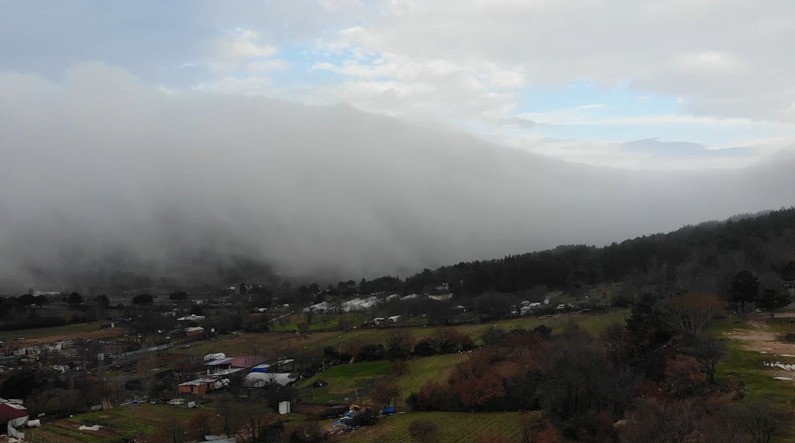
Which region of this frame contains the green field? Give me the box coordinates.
[176,310,630,362]
[297,352,468,407]
[26,403,198,443]
[338,411,533,443]
[297,360,394,404]
[0,321,107,341]
[710,315,751,335]
[718,348,795,403]
[396,354,467,403]
[454,309,630,342]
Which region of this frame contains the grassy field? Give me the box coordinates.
[454,309,629,342]
[297,360,394,404]
[176,310,630,361]
[710,315,751,335]
[277,312,371,333]
[395,353,467,403]
[0,321,106,341]
[717,315,795,442]
[26,403,198,443]
[718,348,795,403]
[337,411,533,443]
[296,353,468,407]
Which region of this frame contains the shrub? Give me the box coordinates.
[349,408,379,427]
[358,343,386,361]
[409,419,440,443]
[289,421,326,442]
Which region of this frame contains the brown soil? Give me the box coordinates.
[726,315,795,355]
[5,326,127,348]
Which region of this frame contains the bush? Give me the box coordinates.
[409,419,440,443]
[411,381,460,411]
[533,324,552,339]
[358,343,386,361]
[289,421,326,442]
[413,338,437,356]
[386,330,415,361]
[349,408,379,427]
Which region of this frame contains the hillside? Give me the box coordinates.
[395,206,795,297]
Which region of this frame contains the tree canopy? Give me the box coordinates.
[729,271,759,313]
[756,287,791,318]
[169,290,188,301]
[132,293,154,306]
[66,292,84,307]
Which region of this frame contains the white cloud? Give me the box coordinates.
[307,49,525,125]
[502,136,755,171]
[197,28,288,95]
[215,28,279,62]
[310,0,795,124]
[3,1,795,170]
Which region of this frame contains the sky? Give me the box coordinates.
[1,1,795,291]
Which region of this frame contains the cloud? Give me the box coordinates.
[1,64,795,292]
[306,50,524,125]
[3,1,794,171]
[219,29,278,60]
[504,136,756,170]
[316,0,795,123]
[622,138,754,158]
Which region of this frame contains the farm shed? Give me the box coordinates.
[178,378,216,395]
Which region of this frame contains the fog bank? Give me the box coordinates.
[1,63,793,292]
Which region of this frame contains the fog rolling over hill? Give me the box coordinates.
[1,64,794,291]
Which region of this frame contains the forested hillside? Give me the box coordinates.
[399,207,795,298]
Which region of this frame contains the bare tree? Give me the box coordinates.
[729,399,789,443]
[687,334,727,384]
[235,403,277,443]
[136,352,158,397]
[154,418,187,443]
[187,410,218,441]
[370,380,400,408]
[600,322,627,363]
[619,398,706,443]
[386,329,415,361]
[217,394,239,437]
[659,292,723,336]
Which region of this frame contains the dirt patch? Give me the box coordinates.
[726,315,795,373]
[726,315,793,354]
[5,327,127,348]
